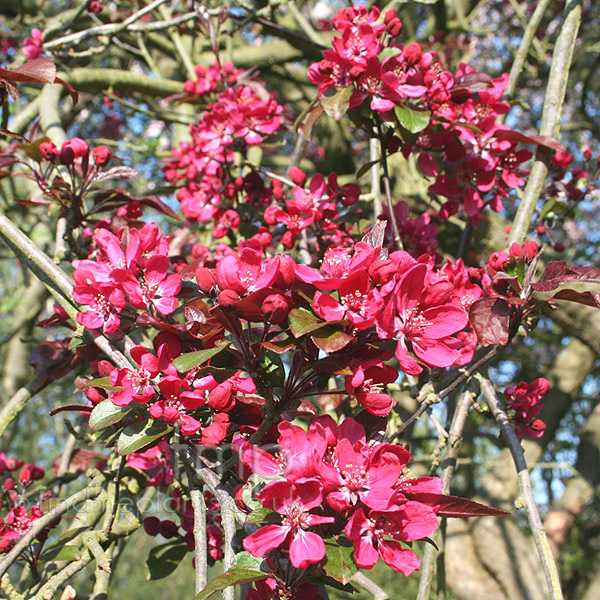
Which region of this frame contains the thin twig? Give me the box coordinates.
[504,0,553,99]
[351,572,389,600]
[43,0,170,49]
[391,346,499,440]
[375,116,403,250]
[158,4,196,79]
[0,212,134,370]
[479,377,564,600]
[416,390,474,600]
[0,380,48,438]
[369,137,382,219]
[507,0,582,245]
[182,451,243,600]
[184,448,208,594]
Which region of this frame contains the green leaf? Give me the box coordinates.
[84,376,123,391]
[40,544,80,562]
[193,567,269,600]
[145,540,189,580]
[231,551,266,570]
[540,197,557,219]
[394,105,431,134]
[378,47,401,61]
[355,158,380,180]
[320,86,353,121]
[245,507,276,523]
[288,308,327,337]
[311,328,355,353]
[89,399,133,430]
[323,539,358,585]
[259,350,285,387]
[117,420,172,455]
[171,342,231,372]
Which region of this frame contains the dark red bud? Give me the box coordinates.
[289,167,307,187]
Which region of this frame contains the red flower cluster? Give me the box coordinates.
[238,416,442,575]
[308,6,452,111]
[504,378,549,441]
[307,4,538,225]
[265,171,360,249]
[164,61,284,225]
[72,224,181,334]
[0,456,55,554]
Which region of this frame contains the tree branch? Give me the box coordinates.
[417,390,474,600]
[508,0,582,245]
[0,212,134,370]
[0,476,103,579]
[504,0,553,99]
[479,376,564,600]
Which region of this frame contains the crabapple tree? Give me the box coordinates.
[0,2,599,600]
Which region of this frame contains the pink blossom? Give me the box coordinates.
[23,29,42,60]
[243,479,334,568]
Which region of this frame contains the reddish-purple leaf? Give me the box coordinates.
[531,261,600,308]
[1,58,56,83]
[54,76,79,105]
[28,339,76,384]
[450,72,493,102]
[91,166,139,184]
[493,130,563,151]
[404,492,511,518]
[89,189,181,221]
[469,297,512,346]
[361,220,388,260]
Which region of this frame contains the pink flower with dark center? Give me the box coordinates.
[215,245,278,296]
[73,280,126,335]
[345,503,439,575]
[332,24,381,69]
[109,346,160,406]
[314,270,383,329]
[243,478,334,568]
[149,377,205,436]
[114,255,181,315]
[345,361,397,415]
[325,438,403,511]
[378,263,468,375]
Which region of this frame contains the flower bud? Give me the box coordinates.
[218,289,240,306]
[261,293,290,324]
[196,267,217,293]
[143,516,161,536]
[289,166,307,187]
[39,141,59,161]
[93,145,111,167]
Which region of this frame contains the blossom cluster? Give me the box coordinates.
[308,4,534,224]
[75,215,481,447]
[72,224,180,334]
[238,416,442,575]
[504,378,549,441]
[0,455,55,553]
[308,6,452,111]
[163,61,284,226]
